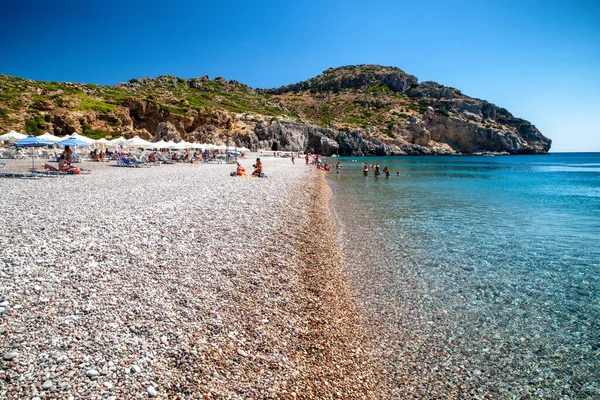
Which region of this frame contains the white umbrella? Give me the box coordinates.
[124,136,154,149]
[70,132,95,144]
[0,130,27,142]
[94,138,111,148]
[106,136,127,148]
[38,132,63,142]
[152,140,168,149]
[215,144,227,151]
[173,141,193,150]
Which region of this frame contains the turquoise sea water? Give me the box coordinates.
[326,153,599,397]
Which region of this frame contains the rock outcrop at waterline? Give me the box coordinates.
[0,65,551,155]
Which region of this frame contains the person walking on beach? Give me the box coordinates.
[291,154,295,164]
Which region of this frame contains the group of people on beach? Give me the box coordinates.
[41,145,80,174]
[234,157,263,177]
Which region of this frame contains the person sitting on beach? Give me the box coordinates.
[148,151,157,163]
[383,166,390,178]
[63,145,73,165]
[236,162,246,176]
[323,162,331,172]
[252,157,263,177]
[42,154,72,172]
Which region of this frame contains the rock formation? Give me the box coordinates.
[0,65,551,155]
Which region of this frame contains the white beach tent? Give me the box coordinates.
[0,130,27,142]
[38,132,63,142]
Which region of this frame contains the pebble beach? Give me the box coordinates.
[0,157,384,399]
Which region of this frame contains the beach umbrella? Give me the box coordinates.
[11,135,54,170]
[38,132,63,142]
[56,137,93,147]
[94,138,111,148]
[173,141,192,150]
[152,139,168,149]
[0,130,27,142]
[124,136,153,149]
[106,137,126,148]
[70,132,95,144]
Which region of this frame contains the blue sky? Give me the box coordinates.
[1,0,598,151]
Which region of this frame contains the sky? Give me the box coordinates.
[1,0,598,152]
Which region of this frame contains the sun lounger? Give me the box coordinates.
[0,171,42,179]
[116,157,148,168]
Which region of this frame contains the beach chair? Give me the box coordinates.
[117,156,147,168]
[30,169,67,178]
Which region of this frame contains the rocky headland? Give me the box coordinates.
[0,65,551,155]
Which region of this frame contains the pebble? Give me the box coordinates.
[3,352,17,361]
[0,300,9,307]
[147,386,157,397]
[86,369,99,378]
[131,364,142,373]
[42,380,53,389]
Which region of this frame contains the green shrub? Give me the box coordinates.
[436,108,450,117]
[81,123,113,139]
[24,114,46,135]
[72,93,115,113]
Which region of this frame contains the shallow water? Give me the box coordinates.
[327,153,600,397]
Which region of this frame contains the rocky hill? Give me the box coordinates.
[0,65,551,155]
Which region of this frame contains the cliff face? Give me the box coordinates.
[0,65,551,155]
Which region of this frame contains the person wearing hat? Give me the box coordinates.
[252,157,263,177]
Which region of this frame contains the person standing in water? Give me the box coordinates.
[363,164,369,176]
[335,161,342,174]
[383,166,391,178]
[374,164,381,177]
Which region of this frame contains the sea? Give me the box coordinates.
[326,153,599,398]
